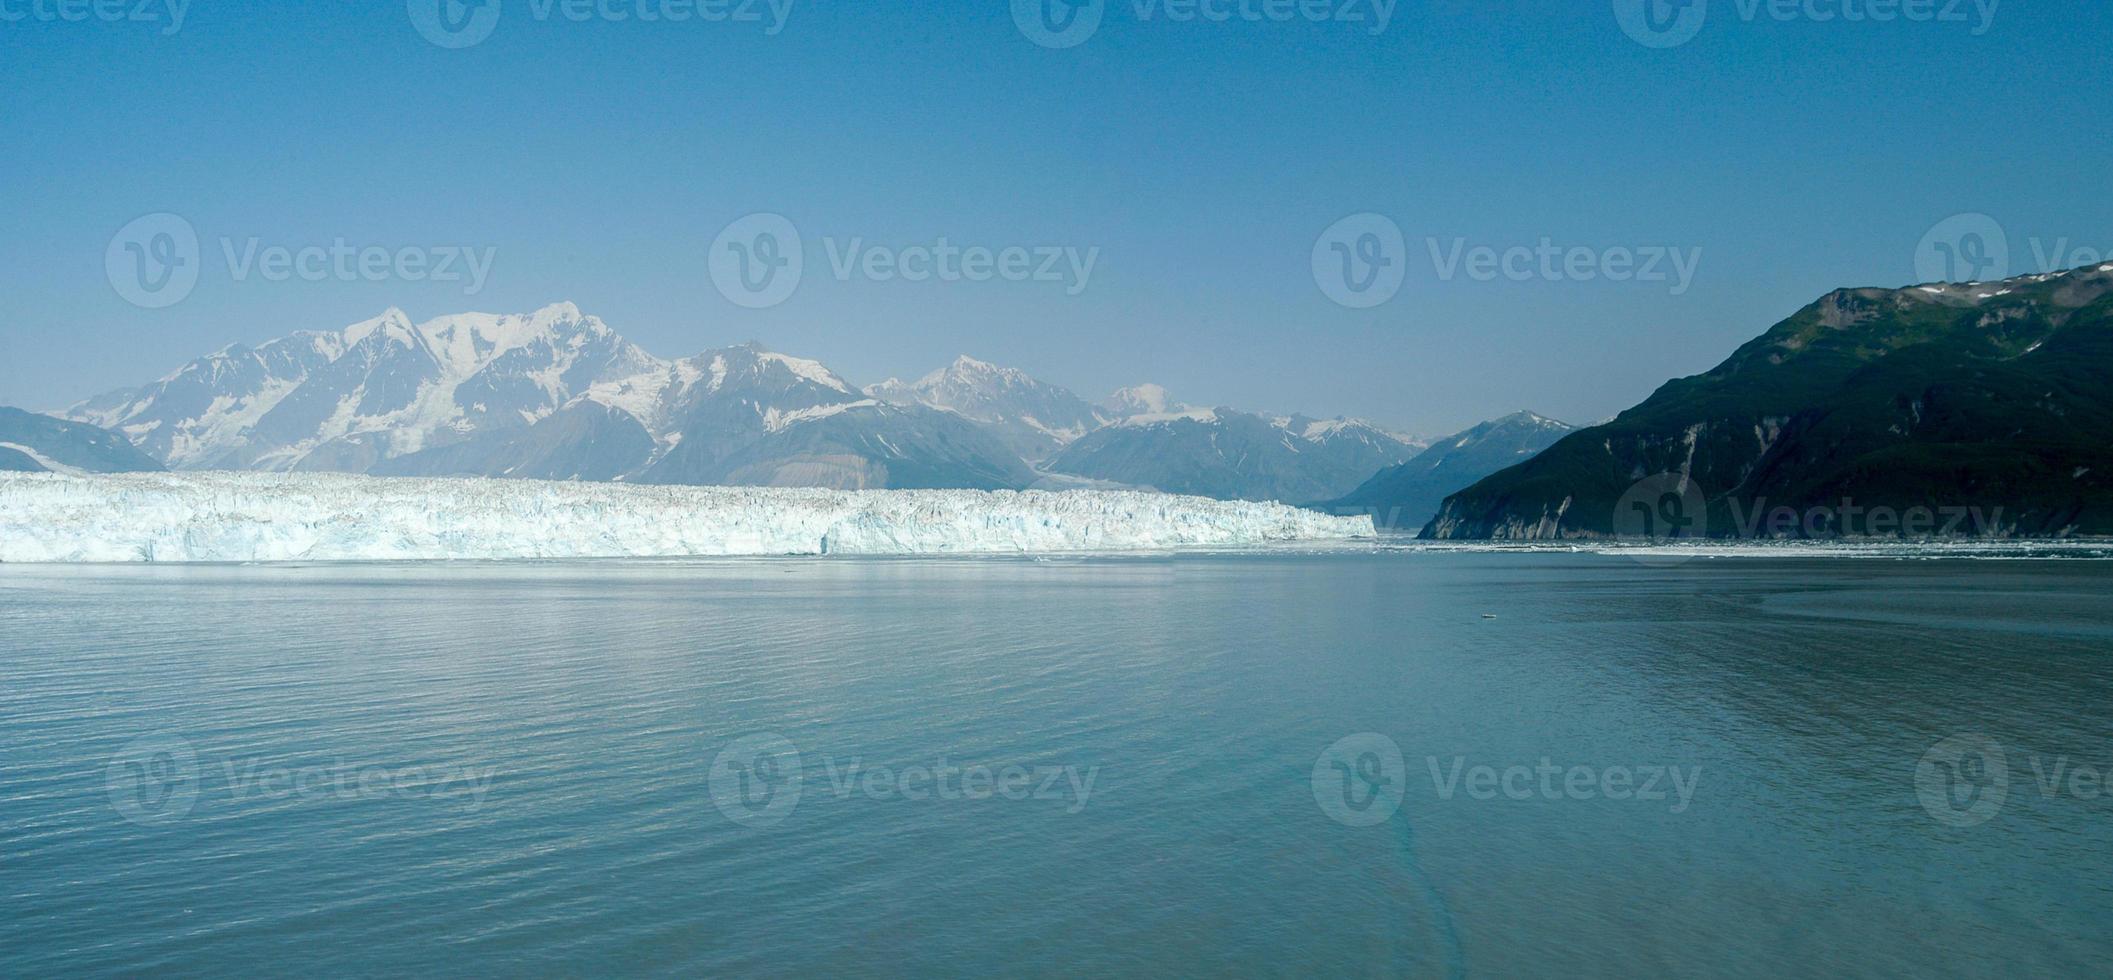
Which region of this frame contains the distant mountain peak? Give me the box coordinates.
[532,300,582,321]
[916,354,1034,390]
[341,307,416,347]
[751,348,852,393]
[1104,383,1177,418]
[1492,410,1566,428]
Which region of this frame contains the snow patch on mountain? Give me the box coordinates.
[0,443,79,475]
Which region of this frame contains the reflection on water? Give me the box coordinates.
[2,554,2110,976]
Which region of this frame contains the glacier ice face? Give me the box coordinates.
[0,472,1374,563]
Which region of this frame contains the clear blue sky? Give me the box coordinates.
[2,0,2108,435]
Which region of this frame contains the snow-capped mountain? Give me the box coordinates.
[1102,383,1179,418]
[69,303,657,472]
[66,307,1418,497]
[376,341,1034,489]
[70,309,1033,491]
[1315,410,1574,531]
[863,355,1107,461]
[1041,396,1424,503]
[0,408,164,474]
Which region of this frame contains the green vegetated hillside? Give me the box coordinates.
[1427,262,2113,539]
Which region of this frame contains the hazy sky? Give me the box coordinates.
[2,0,2108,436]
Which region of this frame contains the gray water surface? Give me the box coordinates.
[3,553,2110,977]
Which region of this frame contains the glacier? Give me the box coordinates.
[0,472,1373,563]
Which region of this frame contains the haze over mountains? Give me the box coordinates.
[57,304,1428,501]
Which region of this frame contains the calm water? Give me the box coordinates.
[3,552,2112,977]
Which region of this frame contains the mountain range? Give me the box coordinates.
[1046,401,1423,503]
[1315,411,1575,532]
[30,261,2113,536]
[0,407,164,474]
[1428,261,2113,538]
[58,304,1423,500]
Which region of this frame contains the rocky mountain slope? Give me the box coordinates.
[1427,262,2113,538]
[1314,411,1573,531]
[0,408,165,474]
